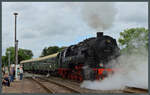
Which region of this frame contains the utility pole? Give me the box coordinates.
[14,12,19,79]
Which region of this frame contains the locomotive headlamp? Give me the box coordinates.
[106,40,111,43]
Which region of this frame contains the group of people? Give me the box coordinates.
[2,65,24,87]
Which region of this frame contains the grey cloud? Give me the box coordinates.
[22,32,37,39]
[116,2,148,24]
[2,2,148,57]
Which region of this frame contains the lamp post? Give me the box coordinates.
[14,12,19,79]
[8,51,10,75]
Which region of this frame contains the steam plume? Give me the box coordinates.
[80,3,117,31]
[81,47,148,90]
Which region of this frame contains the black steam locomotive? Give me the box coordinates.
[21,32,120,81]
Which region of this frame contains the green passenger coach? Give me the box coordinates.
[20,53,59,75]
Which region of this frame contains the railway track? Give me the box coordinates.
[25,74,148,94]
[49,77,148,93]
[26,77,55,93]
[26,76,82,93]
[25,74,82,93]
[38,77,123,93]
[123,87,148,93]
[49,76,80,86]
[38,77,82,93]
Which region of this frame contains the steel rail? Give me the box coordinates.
[27,77,55,93]
[50,77,80,86]
[123,87,148,93]
[38,77,82,93]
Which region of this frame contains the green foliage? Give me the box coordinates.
[59,46,67,52]
[2,56,7,67]
[2,47,33,67]
[5,47,16,66]
[18,48,33,63]
[118,27,149,53]
[40,46,67,57]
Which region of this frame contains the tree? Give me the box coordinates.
[40,46,67,57]
[2,47,33,67]
[18,48,33,63]
[2,56,7,67]
[118,27,148,53]
[40,47,47,57]
[5,47,16,65]
[58,46,67,52]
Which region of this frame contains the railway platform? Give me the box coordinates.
[2,78,47,93]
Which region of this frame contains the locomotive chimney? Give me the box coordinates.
[97,32,103,38]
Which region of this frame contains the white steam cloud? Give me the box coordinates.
[81,48,148,90]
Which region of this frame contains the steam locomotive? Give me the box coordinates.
[21,32,120,81]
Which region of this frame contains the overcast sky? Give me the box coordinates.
[2,2,148,58]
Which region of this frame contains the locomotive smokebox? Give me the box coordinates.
[97,32,103,38]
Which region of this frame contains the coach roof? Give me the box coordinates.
[20,53,58,64]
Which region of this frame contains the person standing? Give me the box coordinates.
[9,67,14,82]
[17,68,20,80]
[2,67,5,76]
[19,66,23,80]
[12,67,15,80]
